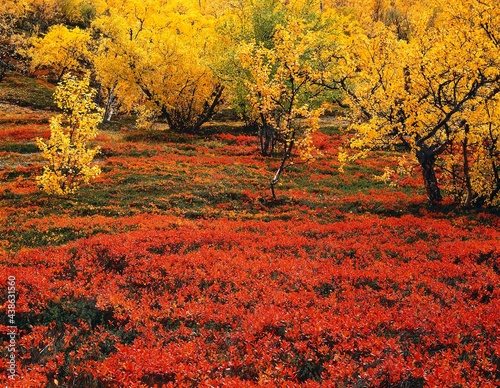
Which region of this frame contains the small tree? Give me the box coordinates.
[37,73,103,195]
[239,15,350,198]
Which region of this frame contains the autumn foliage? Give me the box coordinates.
[36,74,102,195]
[1,111,500,386]
[2,211,500,386]
[1,0,500,387]
[339,0,500,207]
[3,0,499,205]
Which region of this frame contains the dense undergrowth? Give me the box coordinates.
[0,77,499,386]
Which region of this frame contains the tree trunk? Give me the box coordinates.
[190,84,224,132]
[462,124,473,207]
[416,147,442,205]
[103,83,117,122]
[259,114,276,156]
[270,139,294,199]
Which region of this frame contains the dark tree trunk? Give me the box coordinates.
[57,66,68,82]
[190,84,224,132]
[160,84,224,133]
[462,124,473,207]
[259,114,277,156]
[416,147,442,206]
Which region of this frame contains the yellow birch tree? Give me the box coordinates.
[239,12,357,198]
[90,0,224,132]
[29,24,90,81]
[340,0,500,206]
[37,73,103,195]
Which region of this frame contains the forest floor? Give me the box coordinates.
[0,73,499,387]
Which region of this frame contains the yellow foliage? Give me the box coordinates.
[340,0,500,206]
[239,12,355,196]
[239,20,323,159]
[29,24,90,80]
[10,0,500,205]
[36,73,103,195]
[90,0,224,131]
[0,1,28,35]
[23,0,225,130]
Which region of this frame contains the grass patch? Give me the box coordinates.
[319,124,342,136]
[0,142,40,154]
[124,129,196,144]
[0,72,56,110]
[4,226,86,250]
